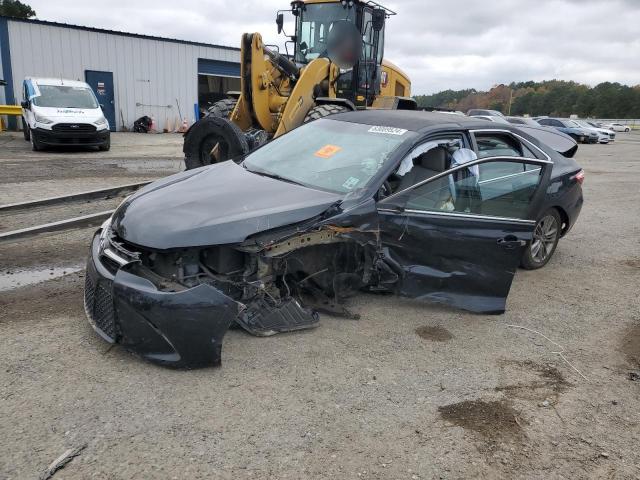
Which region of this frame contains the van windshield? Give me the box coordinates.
[32,85,99,109]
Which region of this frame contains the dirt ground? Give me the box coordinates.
[1,131,639,479]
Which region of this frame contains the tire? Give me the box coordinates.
[303,104,350,123]
[520,208,562,270]
[30,130,43,151]
[625,128,630,133]
[183,115,249,170]
[23,119,30,141]
[205,98,237,119]
[99,136,111,151]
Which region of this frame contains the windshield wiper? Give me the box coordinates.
[243,165,306,187]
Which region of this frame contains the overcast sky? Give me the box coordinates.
[26,0,640,94]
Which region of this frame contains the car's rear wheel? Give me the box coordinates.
[521,208,562,270]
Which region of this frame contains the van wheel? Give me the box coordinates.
[99,137,111,151]
[31,131,43,151]
[23,120,31,141]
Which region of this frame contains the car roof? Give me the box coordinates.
[25,77,90,88]
[328,109,494,133]
[326,109,581,160]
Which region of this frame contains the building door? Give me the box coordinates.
[85,70,116,131]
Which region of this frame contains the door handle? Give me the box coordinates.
[497,235,526,249]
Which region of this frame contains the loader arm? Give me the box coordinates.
[231,33,296,134]
[274,58,339,138]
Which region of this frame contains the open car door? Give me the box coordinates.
[377,155,552,313]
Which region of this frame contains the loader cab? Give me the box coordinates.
[290,0,391,108]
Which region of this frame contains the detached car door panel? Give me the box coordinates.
[378,156,551,314]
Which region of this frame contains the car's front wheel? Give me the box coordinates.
[521,208,562,270]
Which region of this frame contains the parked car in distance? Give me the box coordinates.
[467,109,505,117]
[537,118,598,144]
[602,122,631,133]
[573,119,615,142]
[506,116,541,126]
[470,115,511,124]
[84,111,584,368]
[20,77,110,151]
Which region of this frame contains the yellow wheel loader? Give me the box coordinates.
[183,0,414,169]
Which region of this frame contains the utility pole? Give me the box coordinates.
[507,88,513,116]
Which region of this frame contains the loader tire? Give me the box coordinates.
[303,104,350,123]
[183,115,249,170]
[205,98,237,119]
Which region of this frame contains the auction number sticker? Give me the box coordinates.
[342,177,360,190]
[368,126,408,135]
[315,144,342,158]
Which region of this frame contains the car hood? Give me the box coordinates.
[111,161,343,250]
[32,106,104,121]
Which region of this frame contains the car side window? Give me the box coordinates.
[475,133,536,159]
[404,159,543,220]
[388,136,462,193]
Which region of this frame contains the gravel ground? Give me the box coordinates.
[0,132,182,203]
[0,131,639,479]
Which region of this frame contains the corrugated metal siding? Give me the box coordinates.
[7,20,240,130]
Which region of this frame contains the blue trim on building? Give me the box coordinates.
[0,16,17,129]
[197,59,241,77]
[0,15,239,52]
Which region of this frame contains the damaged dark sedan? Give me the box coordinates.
[84,111,584,368]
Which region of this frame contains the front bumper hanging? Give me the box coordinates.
[84,234,239,368]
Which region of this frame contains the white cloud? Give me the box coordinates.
[28,0,640,94]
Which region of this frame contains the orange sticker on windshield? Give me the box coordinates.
[314,144,342,158]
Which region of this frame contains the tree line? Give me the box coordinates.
[0,0,36,19]
[414,80,640,118]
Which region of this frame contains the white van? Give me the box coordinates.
[21,77,110,151]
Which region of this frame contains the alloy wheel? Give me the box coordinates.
[530,214,558,264]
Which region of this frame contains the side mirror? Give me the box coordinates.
[21,100,30,109]
[276,13,284,34]
[372,9,385,31]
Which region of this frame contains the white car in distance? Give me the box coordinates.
[572,120,615,143]
[602,122,631,133]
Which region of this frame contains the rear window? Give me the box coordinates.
[32,85,99,109]
[475,133,537,159]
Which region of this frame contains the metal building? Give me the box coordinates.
[0,15,241,131]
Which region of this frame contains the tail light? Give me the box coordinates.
[571,170,585,185]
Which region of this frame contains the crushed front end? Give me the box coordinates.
[84,215,394,368]
[85,225,240,367]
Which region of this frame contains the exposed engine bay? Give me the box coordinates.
[114,223,397,338]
